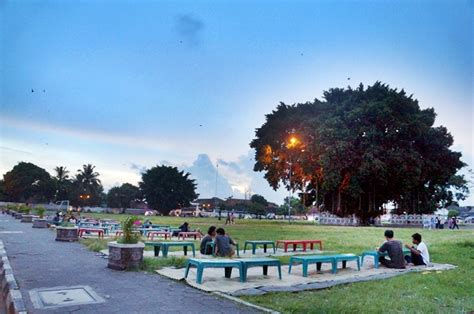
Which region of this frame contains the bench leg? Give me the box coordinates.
[284,243,288,252]
[277,264,282,279]
[317,262,322,272]
[184,262,191,278]
[196,265,204,284]
[192,246,196,257]
[154,246,160,257]
[319,242,323,250]
[374,256,379,269]
[272,244,276,254]
[302,243,307,252]
[361,255,365,266]
[263,244,267,253]
[224,267,233,278]
[288,261,293,274]
[241,265,247,282]
[357,258,361,271]
[183,246,188,256]
[252,244,256,255]
[163,246,169,258]
[263,265,268,276]
[310,243,314,250]
[342,261,347,269]
[332,261,337,274]
[293,244,297,251]
[302,262,308,277]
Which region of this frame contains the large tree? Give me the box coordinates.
[107,183,142,210]
[140,165,198,215]
[3,162,55,202]
[53,166,72,201]
[250,82,468,222]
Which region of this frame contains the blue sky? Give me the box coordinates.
[1,0,472,205]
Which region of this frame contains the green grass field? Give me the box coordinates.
[86,213,474,313]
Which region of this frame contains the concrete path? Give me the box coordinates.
[0,214,258,313]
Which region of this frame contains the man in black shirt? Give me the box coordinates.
[377,230,406,269]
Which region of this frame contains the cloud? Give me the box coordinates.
[130,163,147,174]
[176,14,204,46]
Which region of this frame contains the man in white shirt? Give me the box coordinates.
[405,233,430,266]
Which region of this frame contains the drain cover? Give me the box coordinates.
[29,285,105,309]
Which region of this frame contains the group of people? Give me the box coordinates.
[199,226,237,257]
[377,230,430,269]
[427,216,459,230]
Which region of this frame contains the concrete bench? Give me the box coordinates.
[147,231,172,240]
[145,241,195,258]
[177,232,203,240]
[239,258,282,282]
[276,240,323,252]
[184,258,243,284]
[243,240,276,254]
[361,248,411,268]
[332,254,361,273]
[288,255,336,277]
[78,228,104,239]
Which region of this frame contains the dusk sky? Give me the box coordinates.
[1,0,472,205]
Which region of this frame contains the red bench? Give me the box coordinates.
[276,240,323,252]
[177,232,202,240]
[147,231,172,240]
[78,228,104,239]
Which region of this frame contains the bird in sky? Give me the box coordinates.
[31,89,34,93]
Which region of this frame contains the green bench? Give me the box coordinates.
[204,242,240,257]
[239,258,282,282]
[145,241,195,258]
[243,240,276,254]
[289,255,336,277]
[332,254,361,273]
[361,248,411,269]
[185,258,244,284]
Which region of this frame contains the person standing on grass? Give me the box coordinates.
[404,233,430,266]
[452,217,459,230]
[377,229,406,269]
[214,227,236,257]
[200,226,217,255]
[225,212,231,225]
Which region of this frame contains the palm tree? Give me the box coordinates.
[76,164,101,188]
[54,166,69,183]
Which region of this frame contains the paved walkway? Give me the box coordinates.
[0,214,258,313]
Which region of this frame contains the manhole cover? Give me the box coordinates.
[29,285,105,309]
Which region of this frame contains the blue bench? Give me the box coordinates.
[145,241,195,258]
[332,254,360,273]
[289,255,336,277]
[184,258,244,284]
[239,258,282,282]
[243,240,276,254]
[361,248,411,268]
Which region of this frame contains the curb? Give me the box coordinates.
[213,291,279,314]
[0,240,27,314]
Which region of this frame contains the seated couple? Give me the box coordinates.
[199,226,237,257]
[377,230,430,269]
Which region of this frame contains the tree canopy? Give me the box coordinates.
[106,183,142,210]
[250,82,468,221]
[3,162,55,202]
[139,165,198,215]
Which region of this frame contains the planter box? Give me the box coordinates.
[108,241,145,271]
[56,227,79,242]
[21,215,34,223]
[33,218,48,228]
[14,213,23,219]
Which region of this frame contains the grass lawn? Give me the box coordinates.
[86,213,474,313]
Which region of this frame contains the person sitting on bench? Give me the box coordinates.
[200,226,216,255]
[214,228,236,257]
[377,230,406,269]
[404,233,430,266]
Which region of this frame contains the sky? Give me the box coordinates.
[1,0,473,205]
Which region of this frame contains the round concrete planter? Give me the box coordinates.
[56,226,79,242]
[21,215,34,223]
[33,218,48,228]
[107,241,145,271]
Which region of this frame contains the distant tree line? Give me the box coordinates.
[0,163,197,215]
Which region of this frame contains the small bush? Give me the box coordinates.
[118,216,142,244]
[140,256,187,272]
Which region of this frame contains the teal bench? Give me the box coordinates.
[204,242,240,257]
[361,248,411,269]
[239,258,282,282]
[145,241,195,258]
[289,255,336,277]
[184,258,244,284]
[243,240,276,254]
[332,254,361,273]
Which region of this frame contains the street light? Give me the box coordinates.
[286,134,301,223]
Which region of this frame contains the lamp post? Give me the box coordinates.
[287,159,292,223]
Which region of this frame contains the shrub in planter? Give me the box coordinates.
[20,205,34,223]
[56,222,79,242]
[108,216,144,271]
[32,207,48,228]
